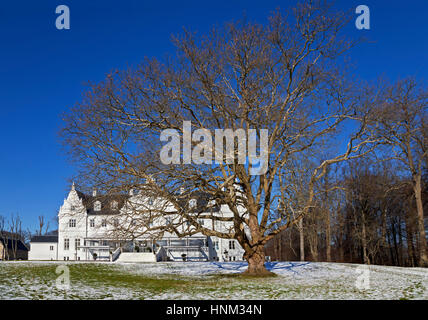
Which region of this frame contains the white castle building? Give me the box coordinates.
[29,183,245,262]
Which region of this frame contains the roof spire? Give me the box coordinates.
[71,181,75,191]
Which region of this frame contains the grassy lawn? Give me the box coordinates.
[0,261,427,300]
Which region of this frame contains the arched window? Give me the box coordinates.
[94,201,101,211]
[111,200,118,210]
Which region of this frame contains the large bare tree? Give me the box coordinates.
[375,79,428,266]
[61,2,378,274]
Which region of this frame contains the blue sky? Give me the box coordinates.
[0,0,427,231]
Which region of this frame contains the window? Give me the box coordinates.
[101,219,107,227]
[198,219,204,226]
[70,205,75,211]
[69,219,76,228]
[111,201,118,210]
[64,239,69,250]
[229,240,235,250]
[75,239,80,250]
[113,218,119,227]
[50,245,54,251]
[94,201,101,211]
[214,241,219,250]
[90,219,95,227]
[148,198,154,205]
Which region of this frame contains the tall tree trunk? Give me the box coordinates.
[413,174,428,267]
[361,211,370,265]
[324,172,331,262]
[274,235,279,261]
[398,219,404,266]
[392,222,400,266]
[387,229,396,265]
[299,218,305,261]
[326,211,331,262]
[381,207,388,264]
[405,209,415,267]
[308,220,319,261]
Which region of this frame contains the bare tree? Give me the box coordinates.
[61,2,379,274]
[37,215,50,236]
[0,215,9,260]
[375,79,428,266]
[8,214,23,260]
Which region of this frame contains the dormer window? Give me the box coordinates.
[111,201,118,210]
[70,205,75,211]
[189,199,197,209]
[94,201,101,211]
[148,198,154,205]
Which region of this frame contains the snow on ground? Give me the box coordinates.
[0,261,427,300]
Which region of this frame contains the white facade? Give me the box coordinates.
[30,183,245,262]
[28,242,58,261]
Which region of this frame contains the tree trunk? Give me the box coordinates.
[392,222,398,265]
[361,211,370,265]
[299,218,305,261]
[243,212,273,276]
[381,207,388,264]
[309,230,318,262]
[326,210,331,262]
[274,236,279,261]
[387,229,396,265]
[413,174,428,267]
[324,173,331,262]
[243,244,273,276]
[397,219,404,266]
[405,210,415,267]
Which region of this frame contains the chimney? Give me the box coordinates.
[92,189,97,197]
[129,189,134,196]
[179,187,185,195]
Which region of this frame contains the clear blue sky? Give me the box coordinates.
[0,0,427,231]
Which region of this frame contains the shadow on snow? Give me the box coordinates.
[210,261,312,275]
